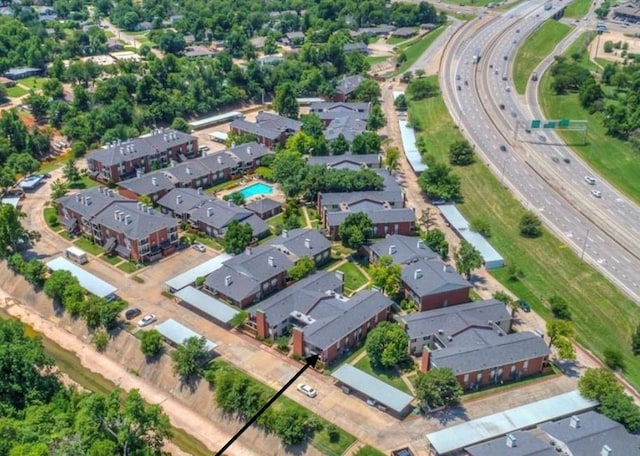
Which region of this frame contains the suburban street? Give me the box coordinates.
[440,1,640,304]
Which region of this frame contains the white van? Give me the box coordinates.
[65,246,88,265]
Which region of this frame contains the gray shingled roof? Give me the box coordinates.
[198,152,236,173]
[164,160,210,184]
[430,331,550,376]
[307,154,381,168]
[157,187,211,214]
[245,197,282,216]
[231,119,281,140]
[539,411,640,456]
[324,116,367,143]
[369,234,438,264]
[401,299,511,341]
[267,228,331,261]
[255,112,302,132]
[326,207,415,226]
[189,199,257,231]
[249,271,344,326]
[401,258,470,297]
[117,171,176,196]
[91,201,177,240]
[343,42,369,53]
[304,290,393,350]
[310,102,370,122]
[58,187,129,219]
[226,142,273,162]
[336,75,366,96]
[465,431,557,456]
[319,190,405,207]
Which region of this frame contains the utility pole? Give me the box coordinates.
[500,158,507,184]
[581,228,590,260]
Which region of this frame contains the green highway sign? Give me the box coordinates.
[558,119,570,127]
[531,120,541,128]
[543,121,556,128]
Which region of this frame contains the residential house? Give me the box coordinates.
[334,75,367,102]
[204,245,294,308]
[307,154,381,169]
[189,198,270,239]
[401,259,471,311]
[403,300,550,389]
[366,234,439,264]
[86,129,198,183]
[267,228,332,266]
[465,431,557,456]
[225,142,273,171]
[162,160,211,189]
[390,27,418,38]
[350,25,396,37]
[282,31,305,47]
[250,36,266,50]
[4,67,42,80]
[157,187,210,219]
[309,102,370,126]
[57,187,179,262]
[198,151,236,183]
[183,46,217,58]
[117,171,175,202]
[257,55,285,66]
[230,112,302,149]
[250,271,394,364]
[323,116,367,144]
[244,197,282,219]
[343,42,370,55]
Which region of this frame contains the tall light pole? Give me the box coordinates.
[500,158,507,184]
[581,227,590,260]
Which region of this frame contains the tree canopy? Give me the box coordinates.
[365,321,408,368]
[454,240,483,279]
[448,140,475,166]
[413,368,462,409]
[519,211,543,238]
[288,256,316,281]
[418,162,461,201]
[340,212,373,250]
[546,319,576,360]
[422,228,448,259]
[370,255,402,297]
[224,220,253,255]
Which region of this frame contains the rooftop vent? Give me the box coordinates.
[124,214,131,224]
[268,256,275,267]
[152,177,158,186]
[186,167,191,175]
[282,229,288,238]
[414,268,423,280]
[197,187,203,195]
[335,270,344,281]
[206,207,213,217]
[217,155,223,164]
[601,445,612,456]
[247,146,252,155]
[569,415,581,429]
[304,238,311,249]
[417,240,425,249]
[224,275,233,286]
[506,434,517,448]
[438,329,444,335]
[75,194,81,202]
[389,244,397,255]
[176,195,182,204]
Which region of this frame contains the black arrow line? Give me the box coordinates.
[215,353,319,456]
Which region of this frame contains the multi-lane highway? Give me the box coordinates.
[440,2,640,303]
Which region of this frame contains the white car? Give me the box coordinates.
[585,175,596,185]
[137,314,157,327]
[192,243,206,252]
[591,190,602,198]
[366,398,377,406]
[297,383,317,398]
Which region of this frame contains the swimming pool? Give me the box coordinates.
[237,182,274,199]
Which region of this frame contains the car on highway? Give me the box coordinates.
[518,300,531,312]
[552,156,559,163]
[499,103,505,110]
[125,308,141,320]
[503,55,508,60]
[137,314,157,327]
[539,134,547,142]
[505,86,511,92]
[584,175,596,185]
[456,74,461,80]
[297,383,317,398]
[499,144,507,152]
[591,190,602,198]
[457,85,462,91]
[192,242,206,252]
[563,157,571,164]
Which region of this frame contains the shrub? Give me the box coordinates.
[604,348,625,371]
[549,295,571,320]
[92,330,109,352]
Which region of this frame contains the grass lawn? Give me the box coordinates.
[539,32,640,206]
[564,0,592,18]
[117,261,139,274]
[19,76,49,90]
[354,354,411,394]
[73,237,104,256]
[194,233,223,251]
[206,178,244,194]
[366,55,390,66]
[350,445,385,456]
[40,151,71,173]
[387,36,407,45]
[396,26,447,75]
[6,85,27,97]
[513,20,571,94]
[337,261,369,293]
[410,81,640,390]
[68,175,98,190]
[100,254,123,266]
[408,75,466,154]
[43,207,60,230]
[437,0,497,6]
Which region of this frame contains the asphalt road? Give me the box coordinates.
[440,2,640,303]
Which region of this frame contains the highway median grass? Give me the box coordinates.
[409,81,640,390]
[564,0,592,18]
[513,20,571,94]
[539,31,640,205]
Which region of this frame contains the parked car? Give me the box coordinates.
[137,314,157,327]
[518,300,531,312]
[192,243,206,252]
[43,173,52,179]
[584,175,596,185]
[297,383,317,398]
[125,308,141,320]
[366,398,377,406]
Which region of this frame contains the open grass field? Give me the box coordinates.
[539,31,640,206]
[564,0,592,18]
[396,26,447,75]
[366,55,390,66]
[513,20,571,94]
[19,76,49,90]
[354,354,411,394]
[410,80,640,390]
[6,85,27,97]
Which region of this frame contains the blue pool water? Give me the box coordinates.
[238,182,274,198]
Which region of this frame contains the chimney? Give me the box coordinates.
[438,329,444,335]
[414,268,423,279]
[84,196,91,205]
[176,194,182,204]
[417,240,425,249]
[247,146,252,155]
[120,147,124,155]
[207,207,213,217]
[124,214,131,224]
[506,434,517,448]
[163,134,168,142]
[335,270,344,282]
[282,229,288,238]
[217,155,223,164]
[601,445,612,456]
[152,177,158,186]
[268,256,275,267]
[114,210,119,220]
[197,187,203,195]
[75,194,81,202]
[186,167,191,175]
[304,238,311,249]
[389,244,397,255]
[246,247,252,255]
[137,202,143,211]
[108,189,114,197]
[569,415,581,429]
[224,275,233,286]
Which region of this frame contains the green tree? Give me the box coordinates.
[229,310,248,328]
[273,82,299,120]
[578,368,622,400]
[394,94,408,111]
[339,212,373,250]
[271,148,307,197]
[367,103,386,130]
[470,216,491,238]
[330,133,350,155]
[225,192,246,206]
[493,290,513,306]
[140,329,164,357]
[599,390,640,432]
[519,211,543,238]
[6,152,40,176]
[274,405,319,446]
[353,79,380,103]
[282,198,302,230]
[288,256,316,281]
[365,321,408,369]
[454,240,483,279]
[547,319,576,360]
[413,368,463,409]
[418,162,461,201]
[91,329,109,352]
[448,140,475,166]
[63,158,81,185]
[224,220,253,254]
[407,77,438,100]
[384,147,400,174]
[0,204,39,257]
[370,255,402,297]
[171,117,191,133]
[71,140,88,158]
[50,178,70,200]
[171,336,211,378]
[549,295,571,320]
[632,323,640,356]
[351,131,381,155]
[422,228,448,259]
[604,348,625,371]
[301,114,324,139]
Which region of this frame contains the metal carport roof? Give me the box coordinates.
[155,318,218,352]
[331,364,414,414]
[164,254,231,291]
[46,257,117,299]
[175,286,239,324]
